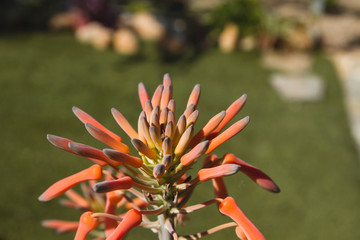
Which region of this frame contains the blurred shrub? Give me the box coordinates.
[210,0,264,36]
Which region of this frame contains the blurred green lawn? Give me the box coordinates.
[0,33,359,240]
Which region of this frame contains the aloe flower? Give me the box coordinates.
[39,74,279,239]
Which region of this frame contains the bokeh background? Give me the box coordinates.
[1,0,360,239]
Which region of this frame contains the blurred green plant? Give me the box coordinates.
[210,0,264,36]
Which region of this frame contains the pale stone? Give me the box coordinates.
[75,22,112,50]
[49,11,75,30]
[270,73,325,101]
[131,12,165,41]
[262,52,312,73]
[113,28,139,55]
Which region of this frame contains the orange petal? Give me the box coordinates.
[180,140,209,166]
[160,85,171,110]
[39,165,103,202]
[186,110,199,127]
[223,153,280,193]
[85,123,129,153]
[208,94,247,139]
[103,149,143,168]
[165,121,174,139]
[163,73,173,99]
[189,111,226,148]
[173,115,186,145]
[111,108,139,139]
[187,84,201,108]
[145,100,153,121]
[72,107,122,142]
[93,176,133,193]
[183,104,195,119]
[202,154,220,168]
[150,106,160,129]
[151,84,163,107]
[138,82,150,111]
[174,125,194,156]
[198,164,241,181]
[42,220,79,234]
[167,99,176,114]
[206,116,249,154]
[219,197,265,240]
[106,209,142,240]
[138,115,154,149]
[160,107,169,127]
[131,138,157,159]
[74,211,99,240]
[149,126,162,150]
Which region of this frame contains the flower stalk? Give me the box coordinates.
[39,74,280,239]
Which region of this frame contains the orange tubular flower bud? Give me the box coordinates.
[111,108,139,139]
[160,107,169,126]
[138,82,150,111]
[174,125,194,156]
[131,138,157,159]
[42,220,79,233]
[149,126,162,150]
[68,142,110,166]
[93,176,133,193]
[74,211,99,240]
[167,99,176,113]
[183,104,195,119]
[163,73,173,100]
[65,189,90,209]
[72,106,122,142]
[222,153,280,193]
[160,85,172,110]
[187,110,199,127]
[206,116,250,154]
[151,84,163,107]
[189,111,226,148]
[85,123,129,153]
[39,165,103,202]
[103,149,143,168]
[198,164,241,182]
[180,140,209,166]
[187,84,201,108]
[106,209,142,240]
[207,94,247,140]
[219,197,265,240]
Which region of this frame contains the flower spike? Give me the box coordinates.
[219,197,265,240]
[39,165,103,202]
[222,153,280,193]
[106,209,142,240]
[74,211,99,240]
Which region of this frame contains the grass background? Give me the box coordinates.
[0,33,359,240]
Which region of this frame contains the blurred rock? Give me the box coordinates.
[75,22,112,50]
[286,27,313,50]
[49,11,75,30]
[240,36,256,51]
[218,23,239,53]
[113,28,139,55]
[131,12,165,41]
[262,52,312,73]
[319,14,360,49]
[270,73,325,101]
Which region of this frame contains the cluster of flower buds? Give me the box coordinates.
[39,74,280,240]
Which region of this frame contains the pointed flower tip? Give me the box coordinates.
[38,165,103,202]
[180,140,209,166]
[103,148,143,168]
[198,164,241,182]
[93,176,133,193]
